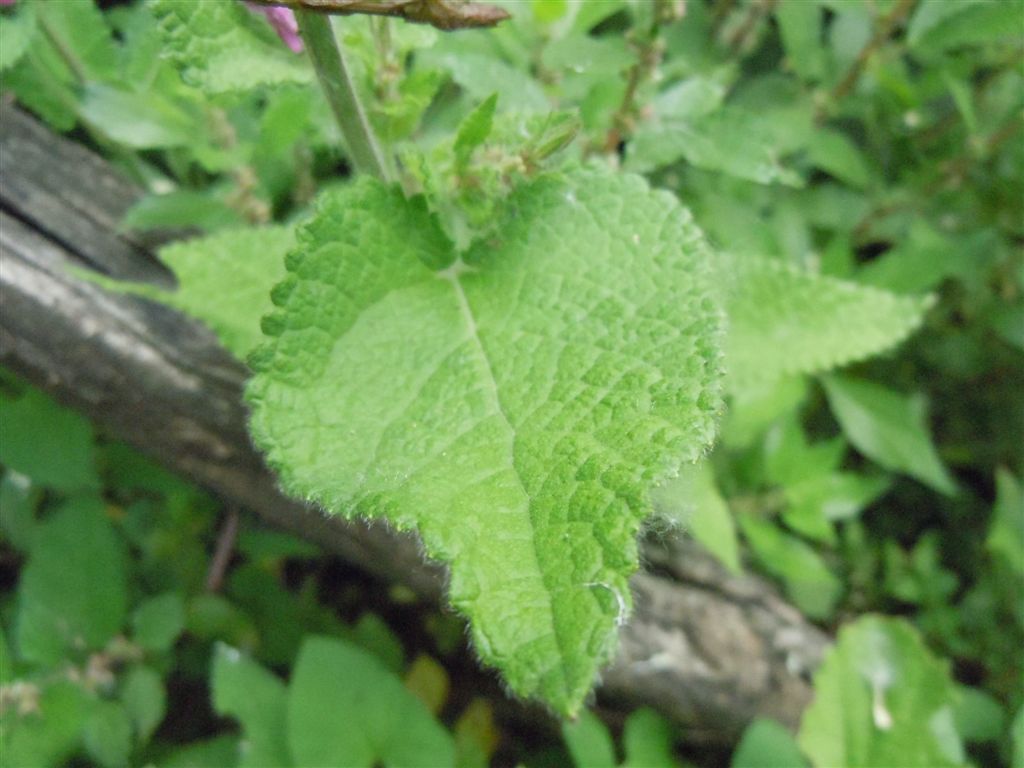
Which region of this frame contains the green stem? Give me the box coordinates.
[297,12,391,182]
[37,11,88,84]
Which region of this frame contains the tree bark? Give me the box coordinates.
[0,102,829,745]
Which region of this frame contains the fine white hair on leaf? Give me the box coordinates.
[584,582,628,627]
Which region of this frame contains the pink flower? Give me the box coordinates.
[0,0,18,7]
[246,3,303,54]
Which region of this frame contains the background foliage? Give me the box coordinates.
[1,0,1022,766]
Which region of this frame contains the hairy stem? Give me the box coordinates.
[600,0,683,154]
[297,12,391,181]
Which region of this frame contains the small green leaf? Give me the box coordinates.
[763,417,846,487]
[986,468,1024,576]
[78,83,194,149]
[151,0,312,94]
[542,34,634,82]
[16,497,127,666]
[952,685,1005,744]
[0,1,36,72]
[652,462,740,573]
[0,386,100,492]
[120,191,244,233]
[121,666,167,745]
[132,592,186,653]
[622,708,679,768]
[721,375,807,448]
[784,472,890,526]
[346,613,405,673]
[532,0,569,24]
[35,0,119,82]
[92,226,295,359]
[236,529,319,565]
[287,636,455,767]
[83,700,133,768]
[430,51,549,113]
[808,129,871,189]
[211,644,291,768]
[732,719,808,768]
[453,699,499,768]
[627,106,803,186]
[738,514,842,619]
[0,682,87,768]
[798,616,966,767]
[857,221,973,295]
[186,595,258,650]
[775,2,826,83]
[0,626,13,684]
[2,50,78,132]
[883,533,958,606]
[723,255,933,391]
[454,94,499,168]
[823,376,957,496]
[404,654,450,715]
[247,167,723,714]
[908,0,1024,56]
[562,709,616,768]
[0,470,41,551]
[158,735,240,768]
[1012,706,1024,768]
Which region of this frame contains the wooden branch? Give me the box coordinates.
[246,0,509,31]
[0,102,828,745]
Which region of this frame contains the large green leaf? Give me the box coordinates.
[151,0,312,94]
[288,636,454,767]
[247,167,723,714]
[823,376,957,496]
[798,616,966,767]
[723,255,932,391]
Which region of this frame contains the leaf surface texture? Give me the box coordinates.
[152,0,311,94]
[722,255,933,390]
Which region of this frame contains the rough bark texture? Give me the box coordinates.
[0,102,829,745]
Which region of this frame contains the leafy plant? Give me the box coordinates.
[2,0,1022,764]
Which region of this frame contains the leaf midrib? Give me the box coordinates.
[439,260,574,699]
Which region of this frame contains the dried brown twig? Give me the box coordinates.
[245,0,509,31]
